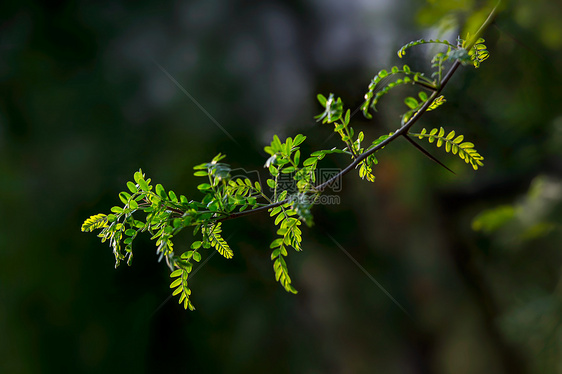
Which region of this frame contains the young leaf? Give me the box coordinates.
[81,214,108,232]
[404,97,419,109]
[205,223,234,259]
[127,182,138,193]
[119,192,131,205]
[408,127,485,170]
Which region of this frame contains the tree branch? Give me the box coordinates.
[314,59,460,192]
[414,80,438,91]
[219,61,459,221]
[217,199,288,222]
[217,2,501,221]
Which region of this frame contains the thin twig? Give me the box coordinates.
[414,80,438,91]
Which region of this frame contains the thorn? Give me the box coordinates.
[402,135,456,175]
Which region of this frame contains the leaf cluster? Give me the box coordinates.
[269,204,303,293]
[362,35,490,122]
[409,127,484,170]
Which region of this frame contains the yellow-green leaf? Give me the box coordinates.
[170,278,182,288]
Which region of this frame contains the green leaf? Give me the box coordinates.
[172,286,183,296]
[453,135,464,144]
[119,191,131,205]
[193,252,201,262]
[156,184,166,198]
[286,284,298,294]
[207,201,220,212]
[138,178,149,192]
[428,95,446,111]
[275,213,285,225]
[168,190,178,202]
[81,214,108,232]
[129,200,138,209]
[127,182,138,193]
[472,205,516,233]
[270,206,282,217]
[285,137,293,154]
[278,190,288,201]
[134,171,143,184]
[303,157,317,167]
[404,97,419,109]
[272,135,282,152]
[194,171,208,177]
[170,269,182,278]
[173,218,183,228]
[170,278,182,288]
[197,183,212,191]
[293,150,300,166]
[293,134,306,146]
[212,153,226,163]
[281,166,295,174]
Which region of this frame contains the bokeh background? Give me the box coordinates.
[2,0,562,373]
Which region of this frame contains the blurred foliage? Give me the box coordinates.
[1,0,562,373]
[472,175,561,239]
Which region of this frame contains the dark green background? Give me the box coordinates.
[2,1,562,373]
